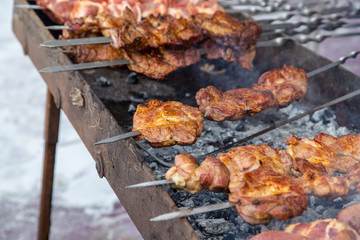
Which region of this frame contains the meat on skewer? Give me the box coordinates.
[285,219,360,240]
[131,100,204,147]
[250,203,360,240]
[165,144,307,224]
[37,0,224,24]
[196,65,308,121]
[60,9,261,73]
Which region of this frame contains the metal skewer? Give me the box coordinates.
[124,50,360,189]
[149,88,360,222]
[150,202,236,222]
[39,59,131,73]
[15,4,46,10]
[126,179,175,189]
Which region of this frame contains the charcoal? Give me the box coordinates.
[196,218,234,235]
[125,72,138,84]
[95,76,111,87]
[172,191,190,203]
[322,208,340,219]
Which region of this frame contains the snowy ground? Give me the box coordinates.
[1,1,359,240]
[1,1,142,239]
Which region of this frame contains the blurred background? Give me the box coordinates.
[1,0,359,239]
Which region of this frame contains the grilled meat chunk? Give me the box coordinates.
[286,134,360,198]
[314,132,360,161]
[337,203,360,235]
[123,46,201,79]
[253,65,308,106]
[196,86,275,121]
[286,135,356,175]
[132,100,204,147]
[166,154,230,194]
[165,153,200,193]
[66,44,201,79]
[193,11,262,51]
[229,169,307,225]
[291,157,350,198]
[285,219,360,240]
[196,65,307,121]
[201,40,256,70]
[37,0,224,23]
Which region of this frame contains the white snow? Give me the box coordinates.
[1,1,142,239]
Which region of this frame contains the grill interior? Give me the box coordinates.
[17,1,360,239]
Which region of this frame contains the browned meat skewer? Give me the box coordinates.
[250,231,310,240]
[37,0,224,24]
[131,100,204,147]
[196,65,308,121]
[163,132,360,223]
[285,219,360,240]
[165,144,307,224]
[60,9,261,76]
[250,203,360,240]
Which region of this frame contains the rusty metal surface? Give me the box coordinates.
[12,1,360,239]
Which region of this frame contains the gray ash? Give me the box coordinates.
[137,103,359,239]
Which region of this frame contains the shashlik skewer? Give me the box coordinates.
[38,9,261,78]
[250,203,360,240]
[94,50,360,146]
[96,100,205,148]
[34,0,224,24]
[149,131,360,222]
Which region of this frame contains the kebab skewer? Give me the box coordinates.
[148,132,360,222]
[95,50,360,146]
[95,100,205,148]
[250,203,360,240]
[39,9,262,77]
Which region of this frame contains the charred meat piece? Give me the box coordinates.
[337,203,360,235]
[196,65,307,121]
[132,100,204,147]
[201,40,256,70]
[193,11,262,51]
[196,86,275,121]
[229,169,307,225]
[285,218,360,240]
[123,46,201,80]
[253,65,308,107]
